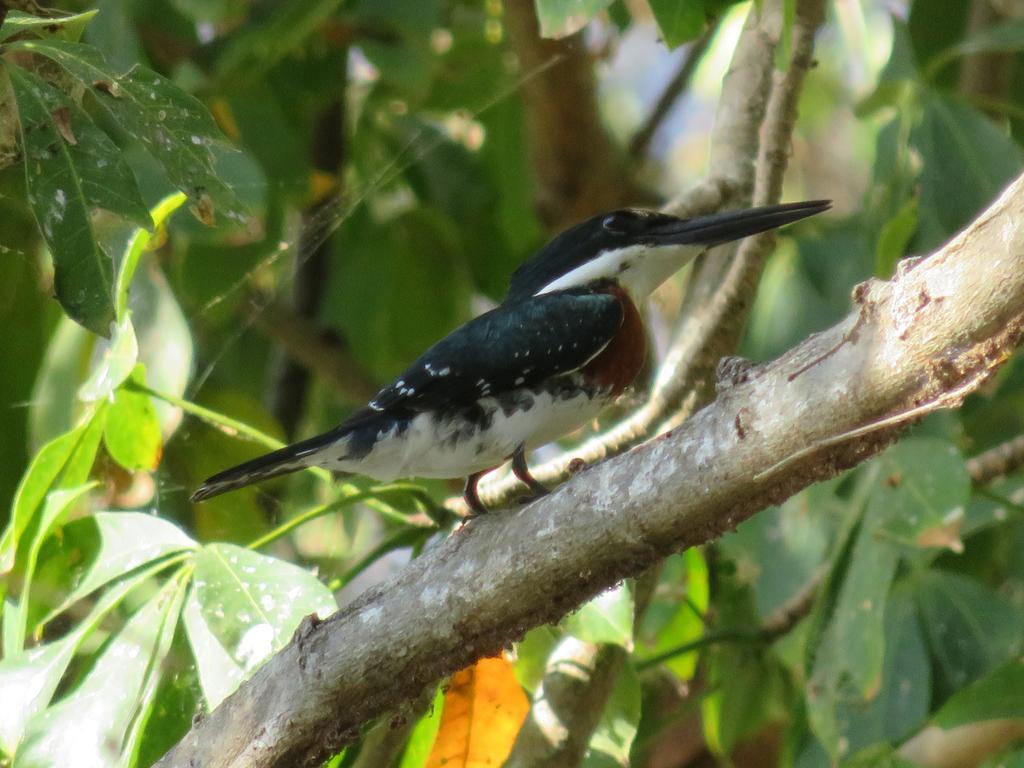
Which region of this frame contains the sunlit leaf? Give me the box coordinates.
[78,314,138,402]
[582,660,641,768]
[701,579,788,757]
[6,484,94,654]
[0,557,185,756]
[8,66,150,335]
[0,9,98,43]
[128,258,193,436]
[114,192,187,321]
[9,38,244,223]
[104,366,162,471]
[425,656,529,768]
[190,544,336,676]
[641,548,708,680]
[563,582,634,649]
[933,657,1024,728]
[181,590,244,710]
[1,409,104,577]
[28,318,94,450]
[875,195,919,278]
[648,0,706,48]
[16,578,187,768]
[514,625,562,693]
[534,0,614,38]
[42,512,195,628]
[398,687,444,768]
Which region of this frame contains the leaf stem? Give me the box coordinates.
[636,629,763,671]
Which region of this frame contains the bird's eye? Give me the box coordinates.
[602,214,628,235]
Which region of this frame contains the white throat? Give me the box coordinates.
[534,243,705,300]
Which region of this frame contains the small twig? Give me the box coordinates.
[966,433,1024,485]
[628,27,715,160]
[638,568,824,670]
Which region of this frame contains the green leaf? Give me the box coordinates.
[823,588,932,759]
[330,206,471,380]
[719,480,840,620]
[875,195,918,278]
[0,9,98,43]
[914,571,1024,700]
[648,0,706,48]
[912,92,1024,250]
[10,38,244,223]
[871,438,970,551]
[0,635,79,757]
[641,548,708,680]
[77,313,137,401]
[933,657,1024,729]
[514,625,562,693]
[806,512,900,756]
[104,365,162,470]
[702,644,786,756]
[42,512,196,628]
[181,589,244,710]
[563,582,634,648]
[114,192,186,321]
[1,409,104,577]
[126,255,193,435]
[7,484,95,654]
[397,686,444,768]
[534,0,614,38]
[582,660,641,768]
[0,556,185,756]
[189,544,336,687]
[118,581,191,767]
[16,577,188,768]
[926,19,1024,80]
[28,317,94,450]
[8,66,150,335]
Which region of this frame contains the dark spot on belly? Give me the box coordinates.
[496,391,535,416]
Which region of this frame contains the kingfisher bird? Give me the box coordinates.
[192,200,830,514]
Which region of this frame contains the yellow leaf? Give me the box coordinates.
[425,656,529,768]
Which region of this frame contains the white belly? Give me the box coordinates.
[325,389,606,481]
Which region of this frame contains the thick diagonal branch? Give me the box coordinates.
[158,168,1024,768]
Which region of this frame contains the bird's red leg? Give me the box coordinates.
[512,444,549,500]
[463,469,491,518]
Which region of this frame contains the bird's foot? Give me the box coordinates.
[463,470,491,519]
[511,444,548,502]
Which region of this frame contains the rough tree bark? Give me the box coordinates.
[157,168,1024,768]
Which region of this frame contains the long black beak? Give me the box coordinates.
[647,200,831,246]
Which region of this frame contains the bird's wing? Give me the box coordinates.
[369,289,624,414]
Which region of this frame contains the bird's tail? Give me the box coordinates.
[680,199,831,245]
[191,426,349,503]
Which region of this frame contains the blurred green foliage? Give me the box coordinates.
[2,1,1024,767]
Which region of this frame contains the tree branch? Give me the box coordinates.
[505,640,626,768]
[966,433,1024,484]
[503,1,635,229]
[157,166,1024,768]
[628,26,714,160]
[268,99,346,437]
